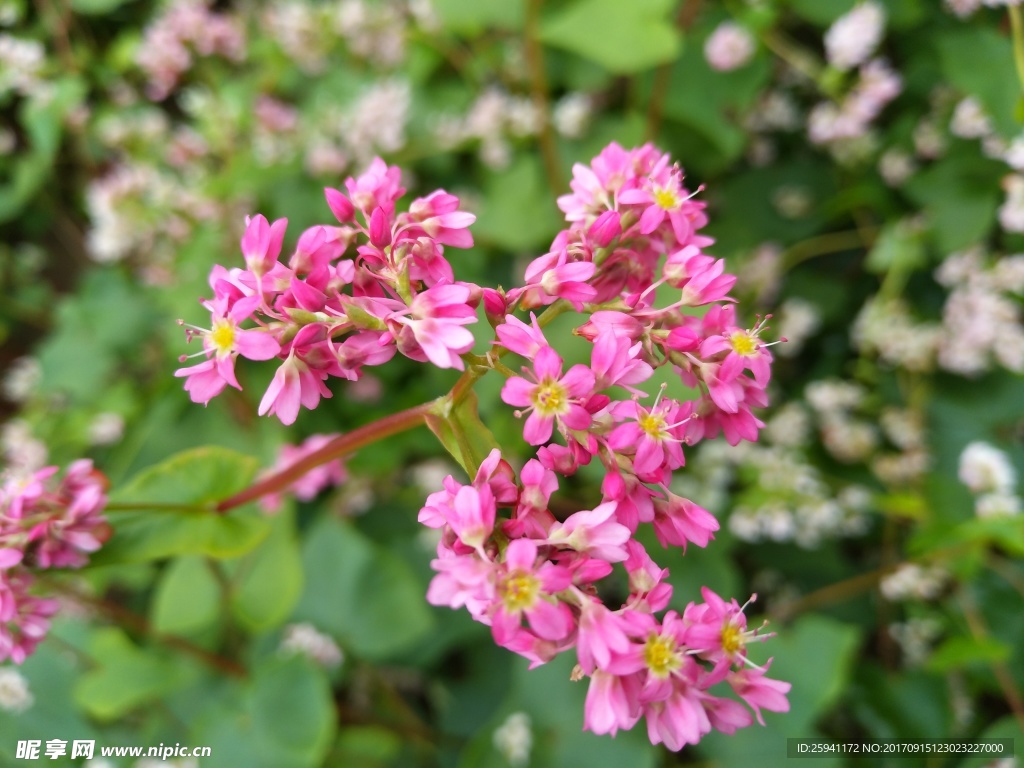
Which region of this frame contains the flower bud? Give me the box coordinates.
[324,188,355,223]
[588,210,622,247]
[369,206,392,248]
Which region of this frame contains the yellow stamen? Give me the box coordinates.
[638,412,666,439]
[209,320,236,355]
[653,185,681,211]
[532,380,568,416]
[721,622,744,655]
[730,331,758,357]
[501,572,540,613]
[644,634,682,678]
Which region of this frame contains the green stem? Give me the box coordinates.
[1011,5,1024,95]
[215,400,434,513]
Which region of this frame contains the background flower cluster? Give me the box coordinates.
[2,0,1024,766]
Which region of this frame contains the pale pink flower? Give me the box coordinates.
[704,22,756,72]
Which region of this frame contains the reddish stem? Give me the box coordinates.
[215,401,433,513]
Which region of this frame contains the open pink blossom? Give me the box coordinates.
[501,346,595,445]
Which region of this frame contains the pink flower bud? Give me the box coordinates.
[324,188,355,223]
[369,206,392,248]
[588,210,622,247]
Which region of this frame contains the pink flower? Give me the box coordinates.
[176,295,281,404]
[547,501,631,562]
[576,599,634,675]
[699,315,775,388]
[652,492,718,550]
[607,396,690,477]
[590,333,653,393]
[405,190,476,248]
[584,669,643,736]
[663,246,736,306]
[728,660,791,724]
[495,313,548,358]
[491,539,575,645]
[258,354,332,425]
[447,484,497,550]
[345,157,404,216]
[0,569,59,664]
[501,346,595,445]
[241,214,288,278]
[393,283,477,370]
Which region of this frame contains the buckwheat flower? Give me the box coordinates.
[493,712,532,767]
[279,622,343,669]
[87,413,125,446]
[0,569,59,664]
[392,283,478,370]
[547,501,631,562]
[999,174,1024,233]
[553,92,592,138]
[704,21,756,71]
[726,661,791,725]
[879,563,947,601]
[0,667,31,712]
[824,2,886,71]
[491,538,575,646]
[2,357,40,403]
[959,441,1017,494]
[879,148,917,186]
[945,0,983,15]
[975,491,1022,519]
[258,354,332,425]
[950,96,993,139]
[176,295,282,404]
[501,346,595,445]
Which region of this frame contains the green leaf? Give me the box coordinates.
[936,26,1019,137]
[294,517,434,660]
[231,507,304,632]
[73,628,190,721]
[657,28,772,163]
[97,446,271,563]
[151,555,221,635]
[432,0,522,32]
[902,147,1001,253]
[0,78,85,222]
[926,635,1011,672]
[250,656,336,766]
[539,0,681,75]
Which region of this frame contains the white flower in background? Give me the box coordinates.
[950,96,993,139]
[913,119,946,159]
[945,0,984,16]
[889,618,942,665]
[1,419,47,472]
[880,563,947,601]
[959,441,1017,494]
[704,21,756,71]
[806,379,866,413]
[493,712,532,767]
[552,92,592,138]
[975,491,1022,518]
[88,413,126,446]
[775,297,821,357]
[2,357,40,403]
[279,623,344,670]
[878,148,917,186]
[0,34,44,97]
[1000,174,1024,233]
[825,2,886,71]
[0,667,32,712]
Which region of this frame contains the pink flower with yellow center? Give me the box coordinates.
[175,295,281,404]
[490,539,575,646]
[501,346,595,445]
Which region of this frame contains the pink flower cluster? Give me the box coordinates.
[136,0,246,100]
[176,157,479,425]
[421,143,789,749]
[0,461,110,663]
